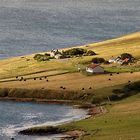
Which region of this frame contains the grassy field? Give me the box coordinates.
[59,94,140,140]
[0,32,140,139]
[0,32,140,80]
[18,83,140,140]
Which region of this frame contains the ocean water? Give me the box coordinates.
[0,0,140,59]
[0,101,87,140]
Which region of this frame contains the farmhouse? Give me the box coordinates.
[86,64,104,73]
[50,49,63,59]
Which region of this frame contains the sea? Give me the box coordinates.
[0,101,87,140]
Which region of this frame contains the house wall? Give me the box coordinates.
[86,66,104,73]
[93,66,104,73]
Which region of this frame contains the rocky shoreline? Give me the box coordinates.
[18,104,105,140]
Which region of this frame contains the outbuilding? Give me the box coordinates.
[86,64,104,73]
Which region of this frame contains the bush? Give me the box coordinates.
[34,54,43,60]
[86,50,96,56]
[62,48,87,56]
[92,57,105,64]
[33,54,52,62]
[120,53,133,60]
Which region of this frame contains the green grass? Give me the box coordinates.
[59,93,140,140]
[104,66,140,73]
[16,81,140,140]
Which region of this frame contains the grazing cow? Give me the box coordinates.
[89,87,92,89]
[34,78,36,80]
[108,78,111,81]
[82,88,85,90]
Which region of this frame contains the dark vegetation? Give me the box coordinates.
[33,48,96,61]
[91,81,140,104]
[0,88,92,101]
[92,57,106,64]
[33,53,54,62]
[110,81,140,101]
[19,126,66,135]
[62,48,96,57]
[120,53,134,60]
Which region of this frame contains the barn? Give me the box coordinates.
[86,64,104,73]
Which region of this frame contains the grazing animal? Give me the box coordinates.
[44,76,47,79]
[108,78,111,81]
[89,87,92,89]
[130,71,133,74]
[24,79,26,81]
[110,73,113,76]
[128,80,131,83]
[34,78,36,80]
[60,86,63,89]
[16,76,18,79]
[63,87,66,90]
[117,72,119,74]
[39,78,42,80]
[46,79,49,82]
[82,88,85,90]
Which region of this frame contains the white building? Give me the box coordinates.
[50,49,63,59]
[86,64,104,73]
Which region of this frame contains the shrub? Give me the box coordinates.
[33,54,52,62]
[86,50,96,56]
[33,54,43,60]
[120,53,133,60]
[92,57,105,64]
[62,48,87,56]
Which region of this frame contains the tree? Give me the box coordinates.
[92,57,105,64]
[120,53,133,60]
[62,48,86,56]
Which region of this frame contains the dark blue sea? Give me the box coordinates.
[0,0,140,59]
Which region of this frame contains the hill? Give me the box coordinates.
[0,32,140,139]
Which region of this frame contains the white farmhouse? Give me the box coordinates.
[86,64,104,73]
[50,49,63,59]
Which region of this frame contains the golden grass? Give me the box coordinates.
[0,72,140,91]
[0,32,140,89]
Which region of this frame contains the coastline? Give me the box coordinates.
[18,105,105,140]
[0,95,104,140]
